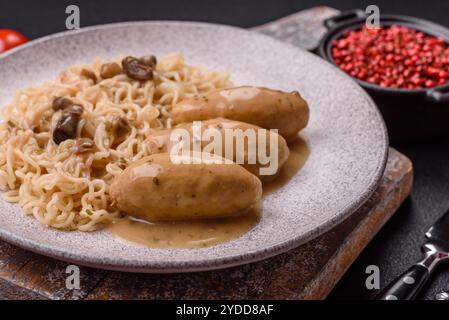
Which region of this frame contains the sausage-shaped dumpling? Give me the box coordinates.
[109,153,262,221]
[171,86,309,140]
[146,118,289,181]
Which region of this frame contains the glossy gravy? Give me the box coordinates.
[263,137,309,195]
[108,137,309,249]
[108,207,260,249]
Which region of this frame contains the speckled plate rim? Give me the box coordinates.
[0,21,388,273]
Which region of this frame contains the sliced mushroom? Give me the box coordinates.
[80,68,97,83]
[100,62,122,79]
[140,55,157,68]
[121,56,154,81]
[53,115,79,144]
[53,105,84,145]
[52,97,73,111]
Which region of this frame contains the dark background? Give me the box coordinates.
[1,0,449,300]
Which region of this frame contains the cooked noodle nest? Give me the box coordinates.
[0,54,232,231]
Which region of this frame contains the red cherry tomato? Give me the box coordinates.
[0,29,28,53]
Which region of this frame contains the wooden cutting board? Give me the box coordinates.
[0,7,413,300]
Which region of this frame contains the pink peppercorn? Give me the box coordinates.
[332,25,449,89]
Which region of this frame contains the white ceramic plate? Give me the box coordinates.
[0,21,388,272]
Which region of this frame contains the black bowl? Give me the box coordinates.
[317,9,449,144]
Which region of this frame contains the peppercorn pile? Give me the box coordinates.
[332,25,449,89]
